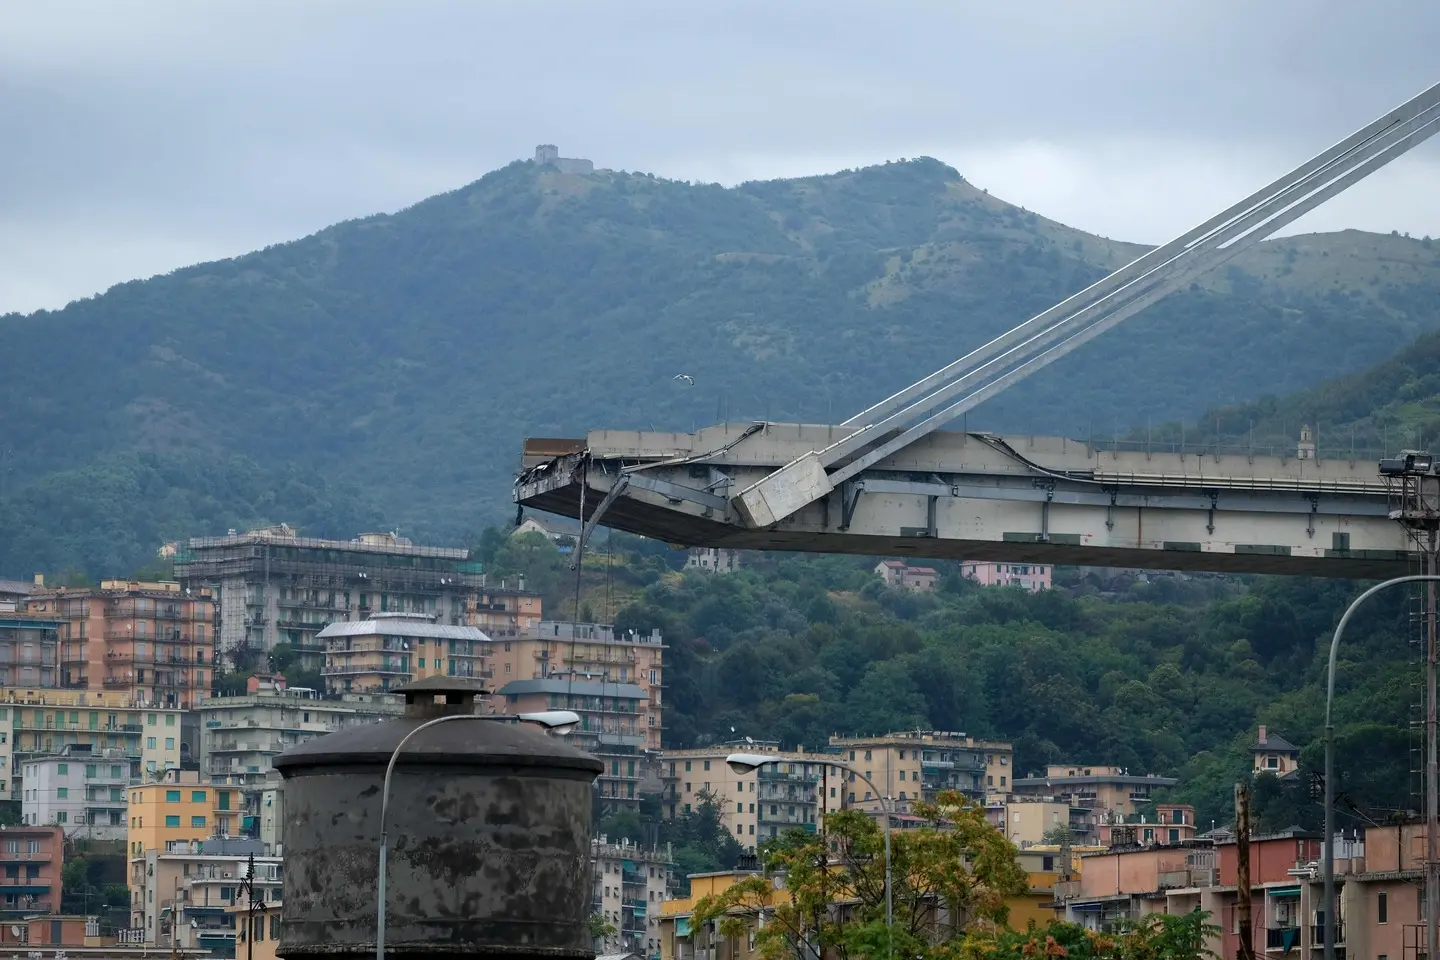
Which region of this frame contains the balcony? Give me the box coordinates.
[1266,927,1301,951]
[1310,924,1344,947]
[103,676,135,688]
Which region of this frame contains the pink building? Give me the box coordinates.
[874,561,938,592]
[961,561,1052,592]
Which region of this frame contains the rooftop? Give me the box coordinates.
[1013,773,1178,788]
[182,527,470,560]
[0,579,34,597]
[316,619,490,641]
[498,678,646,699]
[1253,731,1300,752]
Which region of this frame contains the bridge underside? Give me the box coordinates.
[516,424,1418,580]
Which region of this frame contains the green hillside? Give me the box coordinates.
[2,157,1438,576]
[483,531,1416,833]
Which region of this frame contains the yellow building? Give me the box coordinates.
[127,769,241,857]
[661,743,843,851]
[828,731,1014,813]
[317,615,489,694]
[0,688,185,802]
[230,900,282,960]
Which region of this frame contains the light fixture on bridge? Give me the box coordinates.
[1380,451,1436,476]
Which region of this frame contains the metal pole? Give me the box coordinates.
[247,852,256,960]
[377,714,489,960]
[1324,575,1440,960]
[1427,536,1439,960]
[1236,783,1254,960]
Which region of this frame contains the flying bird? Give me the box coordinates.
[673,374,695,385]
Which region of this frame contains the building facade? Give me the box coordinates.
[24,580,215,708]
[960,562,1053,591]
[591,837,672,960]
[20,744,131,838]
[126,769,242,858]
[1253,724,1302,777]
[0,825,64,919]
[0,689,185,802]
[497,678,652,809]
[828,731,1015,811]
[197,679,400,829]
[173,526,485,669]
[318,615,490,695]
[874,561,938,592]
[1010,765,1178,826]
[129,837,279,952]
[0,609,61,689]
[659,743,844,850]
[684,549,741,575]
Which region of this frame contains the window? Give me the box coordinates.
[191,816,206,828]
[148,713,157,726]
[1001,776,1007,786]
[165,815,180,827]
[703,760,710,771]
[269,914,280,940]
[85,764,96,778]
[165,714,175,727]
[57,763,68,775]
[192,791,207,803]
[736,803,743,813]
[685,761,691,772]
[147,737,156,749]
[1169,828,1180,843]
[899,771,906,781]
[166,738,175,750]
[218,791,231,811]
[1379,891,1389,924]
[165,790,180,802]
[1267,757,1279,769]
[988,776,994,786]
[112,765,122,778]
[56,788,67,799]
[56,812,67,824]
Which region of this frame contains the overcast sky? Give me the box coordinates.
[2,0,1438,316]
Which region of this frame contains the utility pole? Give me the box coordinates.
[1236,782,1255,960]
[1426,529,1438,960]
[1381,453,1440,960]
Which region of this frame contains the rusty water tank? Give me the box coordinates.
[272,677,602,960]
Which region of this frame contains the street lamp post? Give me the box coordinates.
[725,753,894,959]
[1323,575,1440,960]
[238,852,264,960]
[376,710,580,960]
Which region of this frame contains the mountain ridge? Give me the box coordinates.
[3,156,1438,575]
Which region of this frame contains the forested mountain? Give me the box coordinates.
[2,156,1439,578]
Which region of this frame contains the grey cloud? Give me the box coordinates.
[0,0,1436,313]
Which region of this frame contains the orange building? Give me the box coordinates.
[24,581,214,709]
[0,824,65,919]
[487,621,663,708]
[467,586,542,638]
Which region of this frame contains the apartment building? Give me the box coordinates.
[960,562,1053,592]
[230,899,282,960]
[20,744,131,839]
[130,837,279,951]
[127,769,242,858]
[659,742,844,850]
[197,677,401,801]
[591,837,672,960]
[0,609,61,689]
[0,580,36,605]
[469,584,543,638]
[828,731,1015,811]
[318,614,490,694]
[173,526,485,668]
[24,580,214,708]
[489,621,663,696]
[497,678,653,809]
[0,825,64,920]
[0,689,185,801]
[1010,764,1178,825]
[874,560,939,592]
[684,548,741,574]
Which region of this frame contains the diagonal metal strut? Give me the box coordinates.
[732,80,1440,529]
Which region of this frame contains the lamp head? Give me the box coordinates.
[725,752,774,775]
[515,710,581,735]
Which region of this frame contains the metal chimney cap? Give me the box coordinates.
[396,676,491,716]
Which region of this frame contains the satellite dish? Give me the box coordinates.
[8,926,18,937]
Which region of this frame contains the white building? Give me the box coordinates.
[130,838,280,951]
[198,683,402,789]
[591,837,672,960]
[684,548,741,574]
[20,744,131,839]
